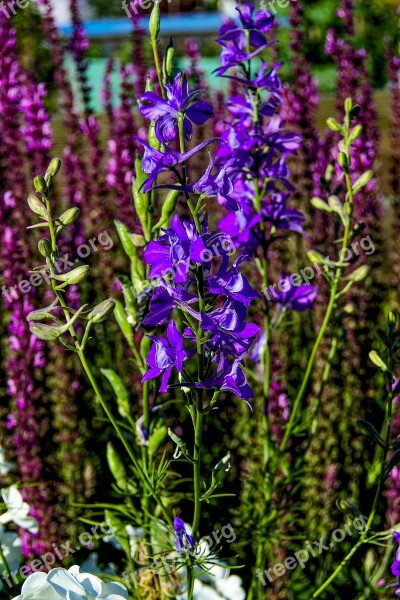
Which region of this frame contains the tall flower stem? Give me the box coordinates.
[177,114,205,600]
[42,184,172,528]
[280,129,355,454]
[312,333,395,598]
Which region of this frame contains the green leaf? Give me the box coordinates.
[114,300,134,348]
[101,369,130,418]
[107,442,127,487]
[356,419,385,448]
[148,426,168,457]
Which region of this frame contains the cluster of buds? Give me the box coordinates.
[26,158,115,350]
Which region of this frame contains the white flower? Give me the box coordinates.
[11,572,62,600]
[0,526,22,571]
[47,566,128,599]
[0,447,12,475]
[216,574,246,600]
[0,486,38,533]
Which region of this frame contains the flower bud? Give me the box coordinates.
[38,239,53,258]
[57,207,80,228]
[388,311,397,327]
[149,2,160,40]
[27,195,51,221]
[326,117,342,133]
[30,323,63,341]
[153,189,181,230]
[87,299,116,323]
[45,157,62,180]
[349,124,362,143]
[338,152,349,171]
[145,77,154,92]
[344,97,353,114]
[163,37,174,83]
[54,265,90,286]
[352,170,374,194]
[34,176,48,195]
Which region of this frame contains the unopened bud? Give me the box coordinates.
[54,265,90,286]
[344,97,353,114]
[27,195,51,221]
[88,299,116,323]
[145,77,154,92]
[38,239,53,258]
[34,176,48,195]
[149,2,160,40]
[327,117,342,133]
[163,38,174,83]
[30,323,62,341]
[57,207,80,228]
[45,157,62,180]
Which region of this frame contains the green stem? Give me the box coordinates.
[312,361,394,598]
[280,146,354,453]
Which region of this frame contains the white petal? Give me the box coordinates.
[72,571,103,596]
[47,568,86,598]
[100,581,128,599]
[20,572,61,600]
[216,575,246,600]
[193,580,223,600]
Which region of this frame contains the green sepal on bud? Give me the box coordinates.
[29,323,64,341]
[153,189,181,232]
[307,250,325,265]
[27,298,59,322]
[145,77,154,92]
[163,37,174,83]
[369,350,388,372]
[149,1,160,40]
[30,304,87,341]
[345,265,370,283]
[56,207,80,231]
[34,176,48,195]
[338,152,349,172]
[349,124,362,143]
[310,197,332,213]
[38,239,53,258]
[352,170,374,195]
[27,194,51,221]
[87,299,116,323]
[45,157,62,181]
[344,97,353,114]
[326,117,343,133]
[53,265,90,287]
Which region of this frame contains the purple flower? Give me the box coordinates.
[173,517,194,554]
[200,301,260,357]
[144,215,206,283]
[208,255,261,306]
[142,322,194,393]
[262,195,305,234]
[137,138,221,192]
[392,532,400,577]
[196,355,254,406]
[217,2,274,49]
[155,156,237,210]
[137,73,213,143]
[267,275,317,311]
[142,284,197,327]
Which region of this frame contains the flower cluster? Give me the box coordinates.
[214,1,316,311]
[137,68,260,405]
